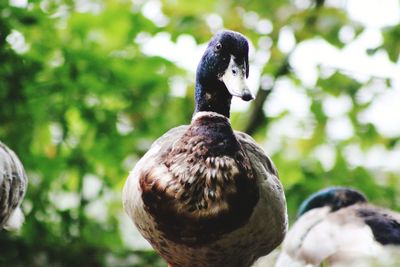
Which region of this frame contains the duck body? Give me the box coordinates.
[124,112,286,267]
[123,30,287,267]
[0,141,28,230]
[276,187,400,267]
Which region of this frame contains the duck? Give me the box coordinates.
[122,30,287,267]
[275,186,400,267]
[0,141,28,230]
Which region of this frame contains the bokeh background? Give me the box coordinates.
[1,0,399,266]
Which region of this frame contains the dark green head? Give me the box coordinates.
[297,187,368,217]
[195,30,254,117]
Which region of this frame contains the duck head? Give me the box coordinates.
[297,186,367,217]
[195,30,254,117]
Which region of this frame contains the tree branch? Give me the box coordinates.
[244,56,291,135]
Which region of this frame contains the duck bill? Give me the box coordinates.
[221,56,254,101]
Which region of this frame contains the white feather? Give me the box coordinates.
[276,206,400,267]
[4,207,24,231]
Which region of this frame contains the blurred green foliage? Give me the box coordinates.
[0,0,399,266]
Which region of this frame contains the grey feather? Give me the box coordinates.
[0,142,28,230]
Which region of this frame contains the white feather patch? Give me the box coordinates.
[191,111,228,122]
[276,206,396,267]
[4,207,24,231]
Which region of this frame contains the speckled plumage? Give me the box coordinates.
[0,141,28,230]
[140,113,259,246]
[123,112,287,267]
[276,187,400,267]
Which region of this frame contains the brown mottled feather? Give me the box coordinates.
[123,112,287,267]
[140,113,258,246]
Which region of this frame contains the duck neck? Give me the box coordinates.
[194,80,232,118]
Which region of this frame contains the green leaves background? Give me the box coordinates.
[1,0,399,266]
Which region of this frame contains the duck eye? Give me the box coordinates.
[215,43,222,52]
